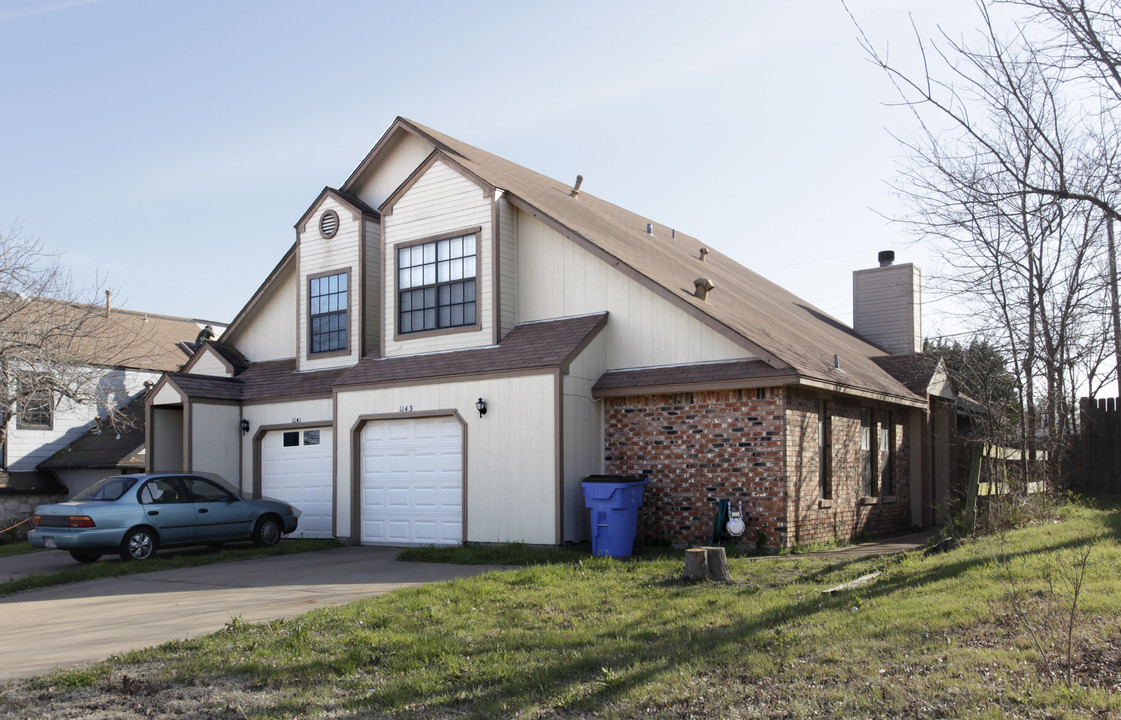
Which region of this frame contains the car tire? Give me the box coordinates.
[252,515,282,548]
[68,551,101,563]
[119,527,158,561]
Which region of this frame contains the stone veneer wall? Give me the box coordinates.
[1,492,63,539]
[603,388,786,549]
[784,389,911,547]
[603,387,913,550]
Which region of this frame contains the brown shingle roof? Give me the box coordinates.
[336,313,608,387]
[166,360,347,402]
[206,341,251,373]
[39,396,146,471]
[357,119,924,406]
[871,353,943,395]
[594,360,794,395]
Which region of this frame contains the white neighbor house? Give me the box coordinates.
[146,118,956,548]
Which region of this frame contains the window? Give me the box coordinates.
[398,232,477,334]
[309,271,348,354]
[185,477,235,503]
[282,431,300,447]
[860,407,874,496]
[879,410,893,496]
[818,400,832,499]
[17,378,52,430]
[303,430,320,446]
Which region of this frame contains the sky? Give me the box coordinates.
[0,0,989,338]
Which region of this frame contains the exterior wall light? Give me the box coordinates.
[475,398,487,418]
[240,419,250,435]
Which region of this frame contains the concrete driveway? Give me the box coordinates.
[0,546,497,682]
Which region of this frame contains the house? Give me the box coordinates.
[0,303,220,527]
[146,117,957,549]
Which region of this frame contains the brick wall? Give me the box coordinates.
[785,389,911,546]
[603,387,913,550]
[603,388,786,549]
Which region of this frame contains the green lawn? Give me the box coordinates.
[0,541,39,558]
[3,499,1119,719]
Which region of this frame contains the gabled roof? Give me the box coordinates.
[336,313,608,388]
[39,395,146,471]
[342,118,925,406]
[294,186,380,232]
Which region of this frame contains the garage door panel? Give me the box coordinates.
[360,417,463,546]
[261,428,333,539]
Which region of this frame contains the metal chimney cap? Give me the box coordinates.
[878,250,895,267]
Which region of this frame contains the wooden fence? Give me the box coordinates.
[1075,397,1121,494]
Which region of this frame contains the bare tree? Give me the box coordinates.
[0,225,151,452]
[847,0,1121,486]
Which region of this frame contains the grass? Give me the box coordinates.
[0,541,40,558]
[398,541,589,565]
[5,497,1119,719]
[0,538,341,596]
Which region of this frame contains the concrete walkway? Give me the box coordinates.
[0,546,497,682]
[749,529,938,561]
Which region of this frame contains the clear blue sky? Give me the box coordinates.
[0,0,984,337]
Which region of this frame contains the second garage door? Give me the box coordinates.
[359,416,463,545]
[261,427,333,538]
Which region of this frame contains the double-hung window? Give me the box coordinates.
[818,399,832,499]
[398,232,477,334]
[309,272,348,354]
[860,407,894,497]
[17,378,52,430]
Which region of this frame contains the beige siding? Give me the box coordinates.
[150,382,183,406]
[234,269,297,363]
[382,159,494,356]
[334,374,557,544]
[516,213,752,369]
[187,349,232,377]
[298,196,362,371]
[562,331,607,542]
[852,263,922,355]
[497,191,517,336]
[239,398,334,494]
[191,403,240,481]
[364,217,382,356]
[354,132,436,211]
[150,406,184,472]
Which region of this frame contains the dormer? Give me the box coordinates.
[294,188,381,371]
[181,341,249,378]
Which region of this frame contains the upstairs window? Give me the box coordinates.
[398,232,477,334]
[309,271,348,354]
[17,378,52,430]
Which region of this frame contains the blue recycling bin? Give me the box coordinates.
[581,475,647,558]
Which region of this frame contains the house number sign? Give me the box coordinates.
[399,405,413,413]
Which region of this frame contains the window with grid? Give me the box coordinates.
[17,378,52,430]
[818,399,832,499]
[309,272,348,353]
[879,409,893,495]
[398,233,477,334]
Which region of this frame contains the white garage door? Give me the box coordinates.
[261,427,333,538]
[360,417,463,545]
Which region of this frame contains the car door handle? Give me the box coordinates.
[198,508,208,514]
[147,510,159,516]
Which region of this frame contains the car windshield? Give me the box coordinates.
[71,476,138,501]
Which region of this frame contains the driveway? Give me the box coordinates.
[0,546,497,682]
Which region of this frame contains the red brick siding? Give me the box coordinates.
[603,389,786,549]
[603,387,913,550]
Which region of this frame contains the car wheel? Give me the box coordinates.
[252,515,282,548]
[68,551,101,563]
[119,527,158,561]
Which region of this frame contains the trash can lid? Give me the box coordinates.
[581,474,646,483]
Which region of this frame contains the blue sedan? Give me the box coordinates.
[28,473,301,563]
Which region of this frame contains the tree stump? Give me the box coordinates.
[684,546,732,582]
[684,548,708,580]
[702,546,732,582]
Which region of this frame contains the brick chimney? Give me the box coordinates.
[852,251,922,354]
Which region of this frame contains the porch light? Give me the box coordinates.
[240,418,250,435]
[475,398,487,418]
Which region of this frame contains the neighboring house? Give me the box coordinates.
[146,117,959,549]
[0,306,220,526]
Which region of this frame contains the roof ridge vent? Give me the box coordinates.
[570,174,584,198]
[693,278,715,302]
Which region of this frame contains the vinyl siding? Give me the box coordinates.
[234,268,297,363]
[852,263,922,355]
[562,330,607,542]
[355,132,436,211]
[5,369,155,472]
[334,373,557,544]
[515,213,753,370]
[382,159,493,356]
[186,350,232,377]
[363,217,383,357]
[150,406,184,472]
[298,196,361,371]
[190,403,240,481]
[497,191,517,336]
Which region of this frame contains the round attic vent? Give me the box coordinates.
[320,209,339,239]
